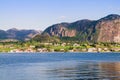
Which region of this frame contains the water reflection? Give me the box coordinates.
[1,61,120,80]
[44,61,120,80]
[99,62,120,80]
[46,62,101,80]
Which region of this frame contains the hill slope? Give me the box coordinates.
[43,14,120,43]
[0,28,41,41]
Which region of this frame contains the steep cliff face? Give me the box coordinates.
[43,14,120,43]
[43,20,94,37]
[43,23,76,37]
[97,17,120,42]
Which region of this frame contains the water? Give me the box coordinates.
[0,52,120,80]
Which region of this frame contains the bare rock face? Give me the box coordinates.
[43,23,76,37]
[97,19,120,42]
[97,14,120,43]
[43,14,120,43]
[50,26,76,37]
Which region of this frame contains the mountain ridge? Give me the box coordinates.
[0,14,120,43]
[0,28,42,41]
[43,14,120,43]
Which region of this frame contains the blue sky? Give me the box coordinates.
[0,0,120,30]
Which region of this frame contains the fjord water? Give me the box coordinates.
[0,53,120,80]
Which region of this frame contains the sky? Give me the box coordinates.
[0,0,120,31]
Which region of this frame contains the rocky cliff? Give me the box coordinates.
[43,14,120,43]
[43,23,76,37]
[97,14,120,43]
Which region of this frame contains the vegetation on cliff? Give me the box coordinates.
[43,14,120,43]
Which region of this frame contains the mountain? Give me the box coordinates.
[0,28,42,41]
[43,14,120,43]
[0,30,8,39]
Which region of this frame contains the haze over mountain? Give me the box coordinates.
[0,28,42,41]
[43,14,120,43]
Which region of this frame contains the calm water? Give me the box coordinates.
[0,52,120,80]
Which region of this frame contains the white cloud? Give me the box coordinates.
[58,16,67,19]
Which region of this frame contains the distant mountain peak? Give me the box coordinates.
[7,28,18,32]
[100,14,120,21]
[73,19,93,24]
[0,28,42,41]
[106,14,120,17]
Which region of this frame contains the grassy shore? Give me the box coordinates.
[0,41,120,53]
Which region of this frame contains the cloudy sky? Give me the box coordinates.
[0,0,120,30]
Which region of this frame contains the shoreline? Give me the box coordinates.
[0,52,120,54]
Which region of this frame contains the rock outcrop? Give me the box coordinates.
[97,14,120,43]
[43,14,120,43]
[43,23,76,37]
